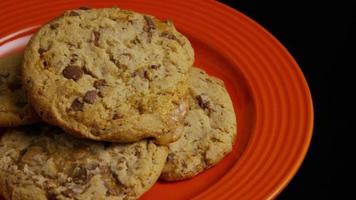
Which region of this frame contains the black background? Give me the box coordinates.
[219,0,354,199]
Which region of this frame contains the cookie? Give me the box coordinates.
[160,67,237,181]
[22,8,194,143]
[0,54,39,127]
[0,124,168,200]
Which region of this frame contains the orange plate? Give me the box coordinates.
[0,0,314,199]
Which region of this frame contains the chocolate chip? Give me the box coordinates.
[167,153,174,161]
[98,91,104,98]
[138,104,145,114]
[112,113,123,120]
[144,70,151,80]
[160,31,177,40]
[72,166,91,184]
[69,11,80,16]
[63,66,83,81]
[93,31,100,46]
[7,82,22,91]
[83,90,98,104]
[150,64,160,69]
[91,124,101,136]
[94,79,106,89]
[71,98,84,111]
[102,167,122,196]
[79,6,90,10]
[196,94,210,109]
[50,23,59,30]
[160,31,183,45]
[134,151,141,157]
[43,61,49,68]
[143,16,156,32]
[38,48,47,55]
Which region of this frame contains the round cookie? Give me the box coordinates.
[22,8,194,143]
[160,67,237,181]
[0,124,168,200]
[0,54,39,127]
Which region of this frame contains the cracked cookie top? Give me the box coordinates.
[161,67,237,181]
[0,124,168,200]
[0,54,39,127]
[22,8,194,143]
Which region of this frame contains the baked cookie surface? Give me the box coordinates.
[161,67,237,181]
[0,124,168,200]
[0,54,39,127]
[22,8,193,143]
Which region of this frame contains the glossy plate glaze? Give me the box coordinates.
[0,0,313,199]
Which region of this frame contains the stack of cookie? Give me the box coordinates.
[0,8,236,200]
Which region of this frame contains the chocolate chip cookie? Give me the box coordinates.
[0,54,39,127]
[22,8,194,143]
[0,124,168,200]
[161,67,237,181]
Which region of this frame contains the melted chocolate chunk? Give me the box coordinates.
[150,64,160,69]
[196,94,210,109]
[143,16,156,32]
[71,98,84,111]
[93,79,106,89]
[83,90,98,104]
[63,66,83,81]
[50,23,59,30]
[112,113,123,120]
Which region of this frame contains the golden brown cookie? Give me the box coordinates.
[161,67,237,181]
[22,8,194,143]
[0,124,168,200]
[0,53,39,127]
